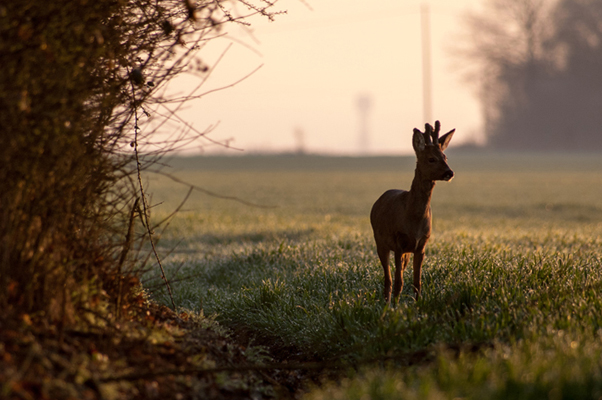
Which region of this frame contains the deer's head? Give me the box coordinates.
[412,121,455,182]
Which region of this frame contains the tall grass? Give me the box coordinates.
[148,153,602,398]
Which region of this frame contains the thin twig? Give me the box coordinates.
[176,63,264,102]
[152,170,277,209]
[116,197,139,317]
[117,197,139,273]
[151,186,194,231]
[129,74,177,311]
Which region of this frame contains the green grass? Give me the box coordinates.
[145,153,602,399]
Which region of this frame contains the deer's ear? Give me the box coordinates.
[439,129,455,151]
[412,129,426,152]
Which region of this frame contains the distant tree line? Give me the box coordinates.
[463,0,602,150]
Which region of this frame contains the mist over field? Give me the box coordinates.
[147,153,602,398]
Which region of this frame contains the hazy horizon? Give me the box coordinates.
[153,0,485,156]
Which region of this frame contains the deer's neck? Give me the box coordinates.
[408,168,435,218]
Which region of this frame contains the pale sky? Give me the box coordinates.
[161,0,485,155]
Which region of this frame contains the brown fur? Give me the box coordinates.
[370,121,455,303]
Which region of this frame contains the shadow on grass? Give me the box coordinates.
[161,228,316,254]
[203,227,316,245]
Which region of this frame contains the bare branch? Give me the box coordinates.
[130,75,177,311]
[152,170,277,209]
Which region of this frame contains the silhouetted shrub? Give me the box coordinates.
[0,0,281,322]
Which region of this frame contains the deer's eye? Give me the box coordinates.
[428,157,437,163]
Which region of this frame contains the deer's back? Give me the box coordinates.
[370,189,431,253]
[370,189,408,222]
[370,189,409,245]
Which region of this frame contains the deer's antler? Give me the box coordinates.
[431,120,441,146]
[423,123,433,146]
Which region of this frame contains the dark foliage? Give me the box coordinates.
[0,0,134,320]
[0,305,299,399]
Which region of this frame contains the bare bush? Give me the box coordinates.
[0,0,282,322]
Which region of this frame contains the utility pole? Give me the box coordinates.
[421,2,432,124]
[357,94,372,154]
[293,126,306,155]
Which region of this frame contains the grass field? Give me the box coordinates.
[145,152,602,399]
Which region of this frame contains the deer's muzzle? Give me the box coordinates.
[442,170,454,181]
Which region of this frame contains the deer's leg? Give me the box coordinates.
[377,245,392,303]
[413,251,425,299]
[393,252,410,302]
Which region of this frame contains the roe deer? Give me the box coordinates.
[370,121,454,303]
